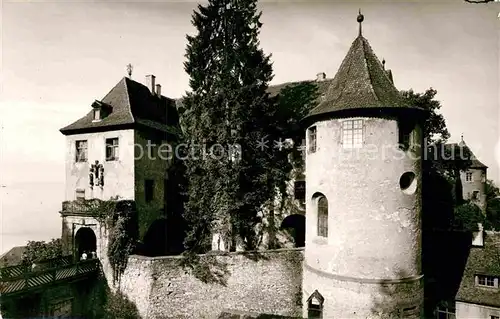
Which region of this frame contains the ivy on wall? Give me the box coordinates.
[79,197,138,285]
[21,238,63,265]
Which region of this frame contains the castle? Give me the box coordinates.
[57,12,499,319]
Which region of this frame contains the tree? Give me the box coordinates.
[21,238,63,265]
[181,0,308,253]
[403,88,472,207]
[453,201,485,232]
[485,179,500,230]
[401,88,450,143]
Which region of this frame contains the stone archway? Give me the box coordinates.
[281,214,305,247]
[74,227,97,259]
[143,218,169,257]
[142,216,186,257]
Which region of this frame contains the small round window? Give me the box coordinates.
[400,172,417,195]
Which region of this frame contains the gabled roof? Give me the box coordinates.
[306,289,325,305]
[0,246,26,267]
[305,34,418,120]
[456,231,500,307]
[444,140,488,169]
[60,77,179,135]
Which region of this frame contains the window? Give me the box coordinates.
[294,181,305,202]
[436,305,455,319]
[400,129,411,150]
[342,119,363,149]
[75,140,88,162]
[317,196,328,237]
[491,316,499,319]
[75,189,85,200]
[477,275,497,288]
[399,121,416,151]
[471,191,479,201]
[145,179,154,203]
[308,126,317,153]
[105,138,119,161]
[465,172,473,182]
[93,109,101,121]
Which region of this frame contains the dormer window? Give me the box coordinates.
[91,100,111,122]
[476,275,498,288]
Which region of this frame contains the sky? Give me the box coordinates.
[1,0,499,254]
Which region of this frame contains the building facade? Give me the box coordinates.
[456,231,500,318]
[59,75,181,265]
[445,137,488,213]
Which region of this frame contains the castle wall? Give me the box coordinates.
[119,248,304,319]
[304,117,423,318]
[64,129,135,202]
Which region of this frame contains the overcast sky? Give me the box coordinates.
[1,0,499,254]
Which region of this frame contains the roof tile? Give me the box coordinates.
[456,231,500,307]
[60,77,177,135]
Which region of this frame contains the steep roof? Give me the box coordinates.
[175,16,424,125]
[267,78,333,98]
[305,34,418,120]
[456,231,500,307]
[444,141,488,169]
[60,77,178,135]
[0,246,26,267]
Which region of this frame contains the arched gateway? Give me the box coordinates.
[74,227,97,259]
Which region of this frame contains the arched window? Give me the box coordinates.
[317,196,328,237]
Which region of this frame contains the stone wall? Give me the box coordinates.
[120,248,304,319]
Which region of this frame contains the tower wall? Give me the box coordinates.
[303,116,423,318]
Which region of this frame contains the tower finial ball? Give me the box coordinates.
[357,10,364,23]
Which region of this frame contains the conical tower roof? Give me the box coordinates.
[305,11,422,121]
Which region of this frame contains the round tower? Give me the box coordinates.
[302,12,427,319]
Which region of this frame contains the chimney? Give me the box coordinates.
[316,72,326,82]
[472,223,484,247]
[145,75,156,94]
[156,84,162,97]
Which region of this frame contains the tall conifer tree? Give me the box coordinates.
[181,0,296,252]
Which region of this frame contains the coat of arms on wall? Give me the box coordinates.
[90,160,104,189]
